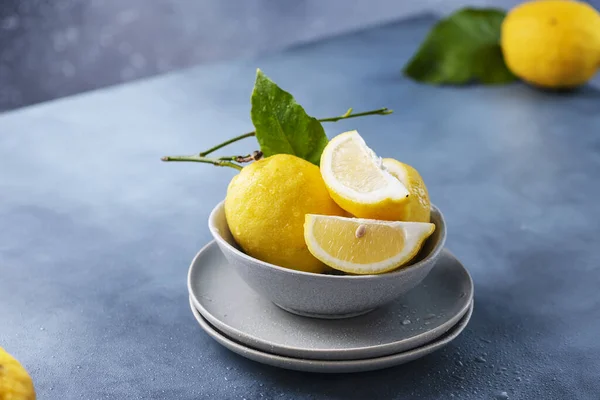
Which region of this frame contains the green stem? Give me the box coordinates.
[199,107,392,155]
[317,107,392,122]
[162,107,392,164]
[161,155,243,170]
[199,131,256,156]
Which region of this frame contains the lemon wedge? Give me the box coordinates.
[304,214,435,275]
[382,158,431,223]
[320,130,410,220]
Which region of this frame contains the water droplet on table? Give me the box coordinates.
[475,356,487,363]
[515,377,522,382]
[424,313,436,320]
[402,319,411,325]
[496,391,509,399]
[455,360,463,367]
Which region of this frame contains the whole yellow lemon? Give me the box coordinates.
[0,346,36,400]
[225,154,345,273]
[501,0,600,88]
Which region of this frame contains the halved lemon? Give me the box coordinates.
[320,130,410,220]
[382,158,431,223]
[304,214,435,275]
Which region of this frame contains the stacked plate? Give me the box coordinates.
[187,242,474,373]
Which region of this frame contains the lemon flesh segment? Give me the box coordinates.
[304,214,435,275]
[382,158,431,223]
[320,131,410,220]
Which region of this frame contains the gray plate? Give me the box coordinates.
[189,296,474,373]
[188,242,474,360]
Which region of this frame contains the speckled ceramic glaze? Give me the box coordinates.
[208,201,447,319]
[189,296,474,373]
[188,242,473,360]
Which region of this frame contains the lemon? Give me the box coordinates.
[225,154,345,273]
[501,0,600,88]
[304,214,435,275]
[382,159,431,223]
[320,131,410,220]
[0,347,36,400]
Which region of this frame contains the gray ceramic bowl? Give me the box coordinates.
[208,201,447,319]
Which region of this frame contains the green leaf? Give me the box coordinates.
[403,8,517,85]
[250,69,328,165]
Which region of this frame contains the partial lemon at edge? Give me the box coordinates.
[501,0,600,88]
[0,346,36,400]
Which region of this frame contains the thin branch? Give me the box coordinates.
[161,155,243,170]
[162,107,393,165]
[199,108,393,154]
[199,132,255,156]
[217,150,263,163]
[317,107,392,122]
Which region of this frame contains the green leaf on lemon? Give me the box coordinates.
[251,69,328,165]
[403,8,517,85]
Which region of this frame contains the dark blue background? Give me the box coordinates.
[2,0,599,112]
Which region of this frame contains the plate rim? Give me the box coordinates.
[188,241,474,360]
[189,296,474,373]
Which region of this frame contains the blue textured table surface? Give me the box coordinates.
[1,15,600,400]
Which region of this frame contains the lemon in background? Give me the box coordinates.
[501,0,600,88]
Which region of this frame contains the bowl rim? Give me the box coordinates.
[208,200,447,281]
